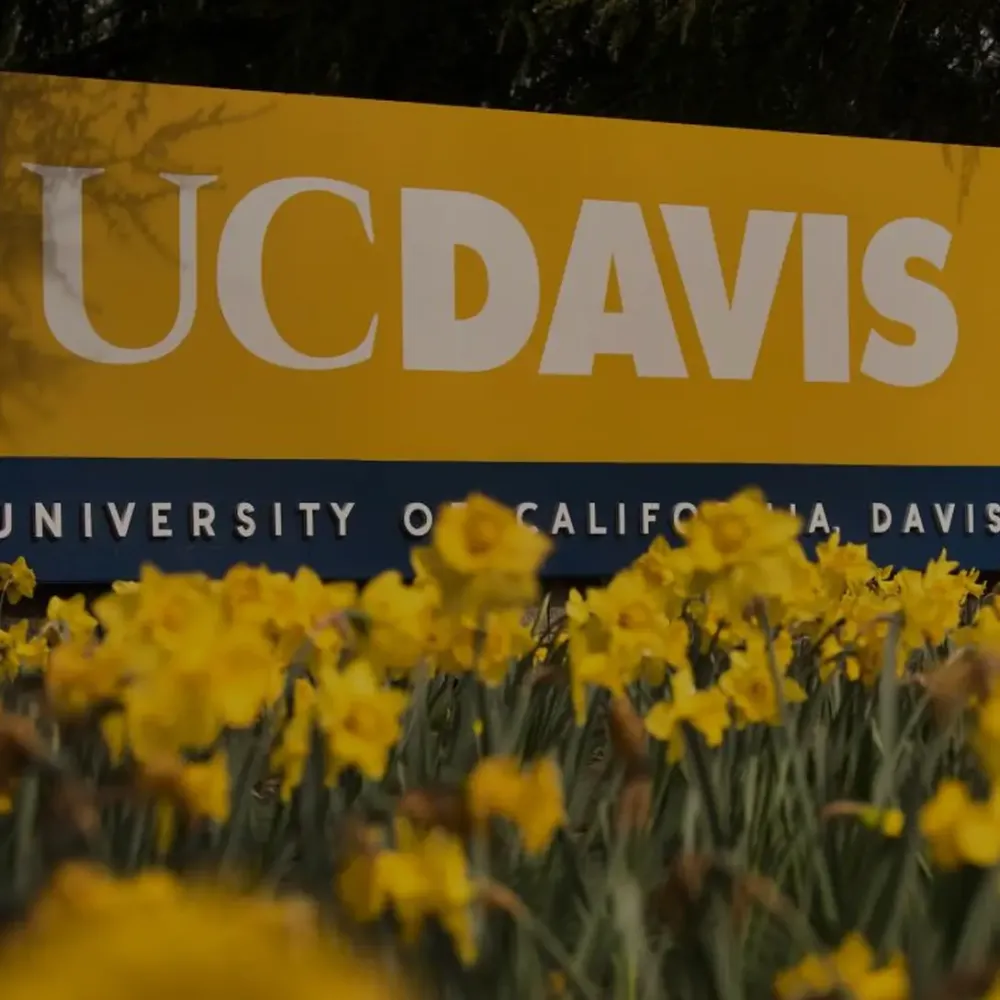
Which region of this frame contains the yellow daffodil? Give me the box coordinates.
[973,688,1000,781]
[631,535,689,616]
[94,564,216,651]
[775,932,908,1000]
[584,568,691,679]
[5,864,410,1000]
[563,572,692,723]
[414,494,552,615]
[896,551,969,654]
[46,594,98,642]
[644,669,731,761]
[920,779,1000,869]
[564,587,627,724]
[720,632,806,726]
[271,677,319,801]
[439,608,535,686]
[0,620,49,677]
[814,532,878,597]
[467,755,565,854]
[675,488,805,619]
[821,587,901,685]
[46,640,128,717]
[0,556,36,604]
[259,566,357,653]
[315,658,408,781]
[122,625,283,761]
[338,818,478,965]
[140,753,231,853]
[358,570,438,673]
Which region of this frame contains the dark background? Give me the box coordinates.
[5,0,1000,142]
[3,0,999,604]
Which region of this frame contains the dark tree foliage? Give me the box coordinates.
[1,0,999,143]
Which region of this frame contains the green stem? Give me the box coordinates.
[126,803,150,870]
[759,611,839,926]
[508,894,601,1000]
[872,616,902,807]
[13,770,40,897]
[682,722,727,849]
[221,718,275,871]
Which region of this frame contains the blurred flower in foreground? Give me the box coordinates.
[0,863,412,1000]
[774,932,908,1000]
[46,595,98,642]
[919,779,1000,869]
[414,494,552,615]
[338,818,478,965]
[467,755,565,855]
[674,488,804,620]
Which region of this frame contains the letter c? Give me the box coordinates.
[217,177,377,370]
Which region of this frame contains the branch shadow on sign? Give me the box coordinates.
[0,72,276,449]
[940,143,981,223]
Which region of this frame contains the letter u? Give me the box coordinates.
[24,165,216,364]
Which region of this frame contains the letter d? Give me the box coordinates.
[870,502,892,534]
[401,189,540,371]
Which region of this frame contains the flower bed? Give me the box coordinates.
[0,489,997,1000]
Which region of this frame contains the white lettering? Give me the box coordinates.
[540,200,686,377]
[641,502,660,535]
[672,502,696,531]
[902,503,925,534]
[272,502,283,538]
[235,502,256,538]
[860,218,958,387]
[402,189,538,372]
[33,502,62,539]
[801,214,850,382]
[516,502,538,527]
[403,502,433,537]
[150,502,172,539]
[106,502,135,540]
[218,177,377,370]
[932,502,955,534]
[81,501,93,539]
[328,501,354,537]
[806,502,830,535]
[587,502,607,536]
[299,501,321,538]
[987,503,1000,535]
[551,503,575,535]
[871,502,892,534]
[25,165,213,363]
[662,205,795,379]
[0,504,11,540]
[190,502,216,538]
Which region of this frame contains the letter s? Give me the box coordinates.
[217,177,377,370]
[860,218,958,388]
[24,165,215,364]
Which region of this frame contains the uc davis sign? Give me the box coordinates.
[0,72,996,580]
